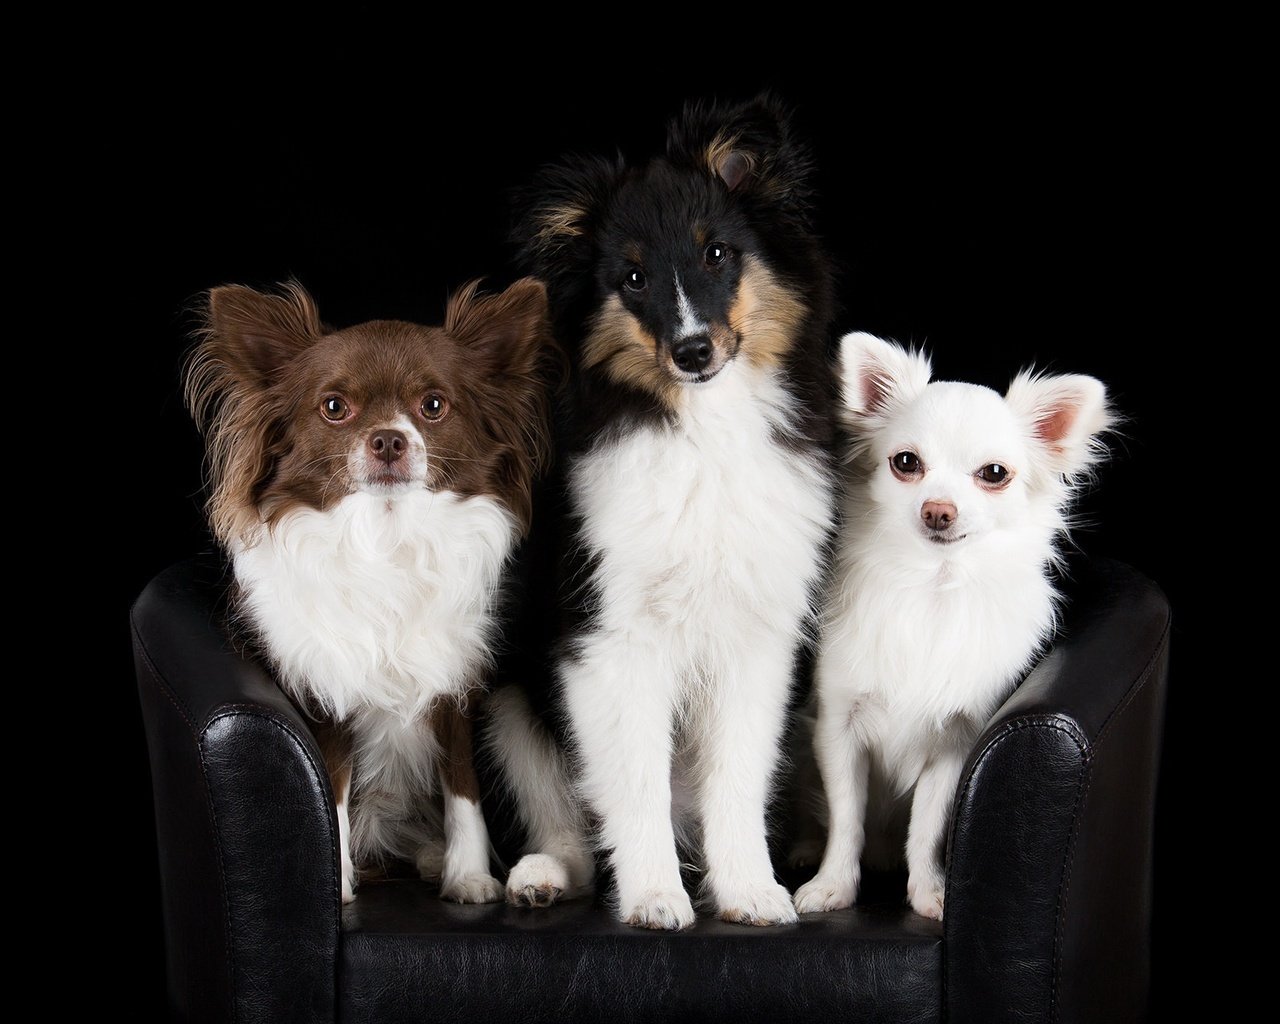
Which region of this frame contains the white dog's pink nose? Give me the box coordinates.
[921,501,957,532]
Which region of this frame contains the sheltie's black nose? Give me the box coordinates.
[369,429,407,464]
[672,335,713,373]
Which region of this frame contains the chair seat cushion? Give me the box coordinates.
[340,877,941,1024]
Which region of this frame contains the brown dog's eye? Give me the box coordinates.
[891,451,923,479]
[320,395,350,422]
[623,268,647,292]
[421,393,449,421]
[977,463,1011,487]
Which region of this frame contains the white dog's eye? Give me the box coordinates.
[976,463,1012,487]
[890,451,923,479]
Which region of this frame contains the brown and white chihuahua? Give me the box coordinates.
[186,278,555,903]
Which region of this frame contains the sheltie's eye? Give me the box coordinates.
[976,463,1012,488]
[890,450,923,479]
[321,395,351,422]
[623,268,647,292]
[705,242,730,266]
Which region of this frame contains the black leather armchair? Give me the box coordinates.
[132,556,1168,1023]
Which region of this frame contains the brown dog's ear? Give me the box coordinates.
[444,277,558,534]
[205,281,323,387]
[445,277,551,374]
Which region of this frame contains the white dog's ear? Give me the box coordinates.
[1006,371,1112,479]
[838,332,932,425]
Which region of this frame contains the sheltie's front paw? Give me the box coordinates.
[622,888,695,931]
[506,854,569,908]
[717,881,798,926]
[793,873,858,914]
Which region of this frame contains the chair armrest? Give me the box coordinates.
[944,558,1170,1024]
[132,557,338,1024]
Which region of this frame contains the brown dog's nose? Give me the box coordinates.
[369,429,407,465]
[921,500,958,532]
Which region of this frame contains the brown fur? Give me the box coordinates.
[186,278,557,544]
[582,296,680,409]
[429,696,482,803]
[313,718,354,806]
[729,256,807,370]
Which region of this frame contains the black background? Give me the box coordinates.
[111,66,1191,1017]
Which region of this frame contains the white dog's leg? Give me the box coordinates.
[487,688,595,908]
[905,744,967,920]
[565,637,692,930]
[793,695,869,914]
[699,646,796,926]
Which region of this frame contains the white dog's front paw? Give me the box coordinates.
[341,872,356,905]
[907,875,945,920]
[793,873,858,914]
[440,872,504,904]
[717,881,798,926]
[622,888,696,931]
[506,854,569,908]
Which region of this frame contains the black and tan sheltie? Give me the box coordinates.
[488,95,838,929]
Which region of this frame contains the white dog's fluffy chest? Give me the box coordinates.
[821,527,1057,790]
[233,489,516,724]
[572,365,832,672]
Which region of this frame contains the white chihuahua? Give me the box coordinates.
[793,332,1112,920]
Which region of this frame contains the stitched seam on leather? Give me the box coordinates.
[1092,611,1170,751]
[946,716,1086,1023]
[130,625,197,735]
[1052,746,1092,1024]
[202,706,341,1016]
[197,726,240,1023]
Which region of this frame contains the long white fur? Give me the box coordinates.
[486,687,595,905]
[233,459,516,902]
[794,332,1111,920]
[503,358,833,927]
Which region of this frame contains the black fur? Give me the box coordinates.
[516,93,836,453]
[498,92,839,797]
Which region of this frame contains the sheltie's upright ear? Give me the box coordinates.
[513,154,626,292]
[667,93,814,219]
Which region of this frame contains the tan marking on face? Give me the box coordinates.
[729,256,807,370]
[583,296,681,408]
[693,224,708,249]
